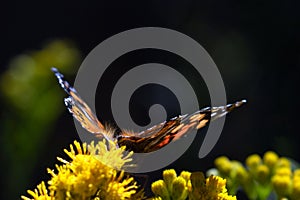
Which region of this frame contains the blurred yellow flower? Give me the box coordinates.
[263,151,279,169]
[271,173,292,197]
[246,154,262,169]
[214,156,232,176]
[211,151,300,200]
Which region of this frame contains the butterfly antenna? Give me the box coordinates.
[211,99,247,121]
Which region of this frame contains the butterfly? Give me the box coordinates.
[52,67,246,153]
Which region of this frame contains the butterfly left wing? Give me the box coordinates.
[117,100,246,153]
[51,68,114,141]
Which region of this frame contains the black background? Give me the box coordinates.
[1,1,299,199]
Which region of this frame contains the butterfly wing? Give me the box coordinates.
[51,68,113,140]
[52,68,246,153]
[117,100,246,153]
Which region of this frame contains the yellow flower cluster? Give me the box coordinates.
[211,151,300,200]
[271,167,300,199]
[151,169,236,200]
[22,181,52,200]
[21,140,143,200]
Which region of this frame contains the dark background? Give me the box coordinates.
[0,0,299,199]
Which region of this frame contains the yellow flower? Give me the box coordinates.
[263,151,279,169]
[291,170,300,200]
[163,169,177,193]
[214,156,232,176]
[105,171,140,199]
[235,165,249,184]
[21,182,53,200]
[271,174,292,197]
[211,151,300,200]
[275,167,292,177]
[271,168,300,200]
[88,139,133,170]
[190,172,236,200]
[180,171,192,182]
[255,164,270,184]
[294,169,300,177]
[151,180,170,200]
[217,193,237,200]
[205,175,227,196]
[171,176,189,200]
[22,140,143,200]
[275,157,291,169]
[152,170,236,200]
[246,154,262,169]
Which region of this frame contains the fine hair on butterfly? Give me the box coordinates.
[52,67,246,153]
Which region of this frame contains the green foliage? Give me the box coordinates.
[0,40,81,199]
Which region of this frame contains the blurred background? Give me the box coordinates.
[0,1,299,199]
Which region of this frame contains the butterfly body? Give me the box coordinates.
[52,68,246,153]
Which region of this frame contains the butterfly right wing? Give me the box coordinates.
[117,100,246,153]
[117,110,210,153]
[117,116,183,152]
[51,68,114,141]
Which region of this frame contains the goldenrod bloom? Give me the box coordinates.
[21,182,53,200]
[263,151,279,169]
[211,151,300,200]
[152,169,236,200]
[271,174,292,197]
[214,156,232,176]
[163,169,177,193]
[275,157,291,169]
[246,154,262,169]
[255,164,270,184]
[235,165,249,184]
[22,140,142,200]
[291,170,300,200]
[171,176,189,200]
[152,180,170,200]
